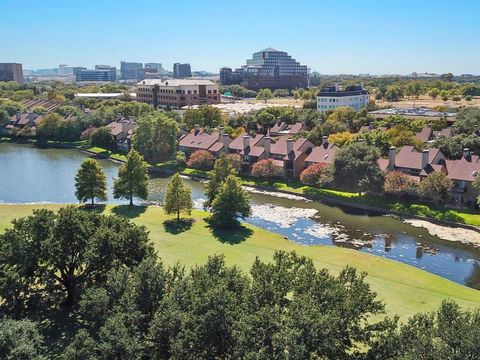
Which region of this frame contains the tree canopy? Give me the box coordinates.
[113,150,149,206]
[74,158,108,205]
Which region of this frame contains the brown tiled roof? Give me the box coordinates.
[304,143,338,164]
[415,127,433,143]
[446,155,480,182]
[248,146,265,157]
[270,137,310,161]
[434,127,455,139]
[19,99,63,112]
[10,112,43,126]
[208,142,224,153]
[270,121,287,134]
[395,146,441,170]
[179,130,220,150]
[377,158,389,171]
[228,133,264,151]
[269,121,305,136]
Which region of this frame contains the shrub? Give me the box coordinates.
[384,171,419,198]
[251,159,284,180]
[187,150,215,170]
[300,164,333,187]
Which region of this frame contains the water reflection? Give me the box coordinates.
[1,143,480,289]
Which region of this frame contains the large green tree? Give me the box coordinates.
[163,173,193,224]
[113,150,149,206]
[0,318,44,359]
[0,206,153,308]
[204,155,238,208]
[256,88,273,103]
[333,141,384,193]
[132,113,179,163]
[75,158,108,205]
[210,174,251,227]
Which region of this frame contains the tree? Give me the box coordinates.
[113,150,149,206]
[75,158,108,205]
[36,112,63,141]
[210,174,251,227]
[186,150,215,170]
[183,105,225,129]
[386,125,423,150]
[429,87,440,101]
[91,126,114,150]
[333,142,384,193]
[132,113,179,163]
[300,163,333,187]
[327,106,357,123]
[204,154,238,208]
[0,318,44,359]
[419,172,453,204]
[251,159,284,180]
[256,88,273,103]
[384,171,419,199]
[0,206,153,308]
[163,173,192,224]
[328,131,354,147]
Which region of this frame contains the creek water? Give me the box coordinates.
[1,142,480,288]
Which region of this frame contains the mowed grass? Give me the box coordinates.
[1,204,480,321]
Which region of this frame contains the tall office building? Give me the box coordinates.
[76,66,116,82]
[0,63,24,83]
[173,63,192,78]
[120,61,143,80]
[145,63,164,74]
[219,48,308,90]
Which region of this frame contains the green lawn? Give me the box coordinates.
[1,204,480,321]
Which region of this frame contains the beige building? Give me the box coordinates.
[136,79,220,109]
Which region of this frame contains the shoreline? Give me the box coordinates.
[4,140,480,246]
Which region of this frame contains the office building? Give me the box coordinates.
[120,61,143,80]
[173,63,192,78]
[75,66,116,82]
[145,63,164,74]
[219,48,308,90]
[0,63,24,83]
[317,83,369,112]
[136,79,220,109]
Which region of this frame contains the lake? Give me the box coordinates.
[1,142,480,288]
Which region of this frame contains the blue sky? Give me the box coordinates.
[1,0,479,74]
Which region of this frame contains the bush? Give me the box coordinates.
[187,150,215,170]
[300,164,333,187]
[91,126,114,150]
[384,171,419,198]
[251,159,284,180]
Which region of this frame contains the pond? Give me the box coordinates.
[1,142,480,289]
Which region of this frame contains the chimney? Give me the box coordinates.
[194,124,200,134]
[264,136,271,157]
[218,126,224,136]
[121,120,128,135]
[463,148,471,160]
[388,146,396,171]
[334,82,339,91]
[360,81,365,90]
[242,135,250,150]
[286,138,294,155]
[222,133,230,151]
[322,135,328,147]
[421,149,429,169]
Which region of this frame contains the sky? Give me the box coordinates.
[1,0,479,75]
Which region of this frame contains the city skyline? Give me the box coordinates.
[1,0,480,74]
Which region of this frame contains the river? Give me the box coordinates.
[1,142,480,288]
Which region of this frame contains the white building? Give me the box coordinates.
[317,83,369,112]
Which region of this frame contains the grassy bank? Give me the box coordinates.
[1,204,479,321]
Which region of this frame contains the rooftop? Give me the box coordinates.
[369,107,457,118]
[137,79,216,86]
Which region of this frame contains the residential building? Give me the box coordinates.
[219,48,308,90]
[377,146,446,179]
[19,99,64,112]
[106,117,137,152]
[7,112,44,132]
[120,61,143,80]
[136,79,220,109]
[304,137,338,168]
[178,126,231,156]
[0,63,24,83]
[173,63,192,78]
[269,121,306,137]
[317,83,369,112]
[75,66,116,82]
[445,149,480,206]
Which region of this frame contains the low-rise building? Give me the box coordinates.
[445,149,480,206]
[317,83,369,112]
[106,118,137,152]
[304,137,338,168]
[136,79,220,109]
[269,121,306,137]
